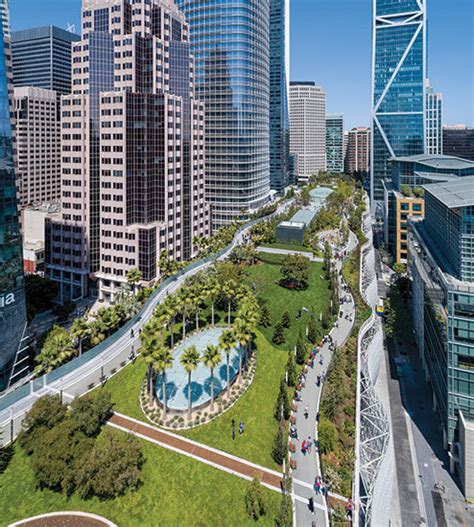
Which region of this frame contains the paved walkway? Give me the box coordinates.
[11,512,116,527]
[293,231,358,527]
[256,246,324,262]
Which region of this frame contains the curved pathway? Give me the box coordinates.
[0,199,294,443]
[11,512,116,527]
[293,230,358,526]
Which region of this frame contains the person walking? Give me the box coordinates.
[239,421,245,435]
[231,418,236,440]
[308,496,314,513]
[304,405,309,419]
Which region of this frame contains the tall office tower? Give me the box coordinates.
[409,177,474,498]
[0,0,10,38]
[46,0,210,304]
[347,127,371,175]
[176,0,270,228]
[425,80,443,155]
[326,113,344,173]
[289,82,326,182]
[11,26,80,98]
[371,0,426,207]
[443,125,474,161]
[13,87,60,207]
[0,21,28,392]
[269,0,290,193]
[343,130,349,172]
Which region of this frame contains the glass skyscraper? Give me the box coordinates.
[326,113,344,174]
[270,0,290,193]
[371,0,426,206]
[176,0,271,228]
[0,20,28,392]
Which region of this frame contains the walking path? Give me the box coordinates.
[292,230,358,526]
[256,246,324,262]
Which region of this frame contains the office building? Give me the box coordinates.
[269,0,291,192]
[384,154,474,262]
[347,127,371,176]
[176,0,271,228]
[46,0,210,304]
[0,0,9,38]
[0,17,29,392]
[11,26,80,99]
[409,177,474,499]
[425,80,443,155]
[289,82,326,182]
[371,0,426,207]
[326,113,344,173]
[13,87,61,207]
[443,125,474,161]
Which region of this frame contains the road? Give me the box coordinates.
[256,247,324,262]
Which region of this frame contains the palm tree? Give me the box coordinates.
[180,345,200,419]
[95,307,120,337]
[153,345,174,419]
[140,328,161,399]
[180,292,195,340]
[202,344,222,411]
[70,317,90,355]
[126,267,142,293]
[219,329,236,398]
[233,319,252,383]
[34,327,77,375]
[206,278,220,326]
[89,320,107,346]
[222,280,236,325]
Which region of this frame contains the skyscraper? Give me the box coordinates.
[425,79,443,155]
[46,0,210,303]
[347,127,371,176]
[176,0,271,229]
[269,0,291,193]
[289,82,326,182]
[0,18,28,392]
[0,0,10,38]
[11,26,80,98]
[14,87,61,207]
[371,0,426,207]
[326,113,344,173]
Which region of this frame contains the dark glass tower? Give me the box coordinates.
[270,0,290,192]
[0,22,28,392]
[371,0,426,206]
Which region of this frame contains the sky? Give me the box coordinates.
[10,0,474,130]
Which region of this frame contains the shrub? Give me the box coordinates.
[272,322,286,345]
[244,476,266,520]
[272,422,287,466]
[275,378,290,421]
[319,417,338,455]
[281,310,291,329]
[70,391,113,437]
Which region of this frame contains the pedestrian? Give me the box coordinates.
[308,496,314,513]
[130,328,134,339]
[239,421,244,435]
[307,436,312,453]
[304,405,309,419]
[231,418,236,440]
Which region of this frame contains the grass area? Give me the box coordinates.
[0,429,280,527]
[248,253,332,350]
[260,242,313,254]
[183,333,287,470]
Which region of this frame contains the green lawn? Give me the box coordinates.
[0,430,280,527]
[183,333,287,470]
[247,254,332,350]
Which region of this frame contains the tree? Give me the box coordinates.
[286,352,297,387]
[259,305,272,328]
[126,267,142,290]
[34,326,77,375]
[275,378,290,421]
[88,320,107,346]
[393,262,406,275]
[153,345,174,419]
[323,241,332,274]
[308,310,318,344]
[279,254,310,290]
[275,492,293,527]
[95,307,120,337]
[272,322,285,345]
[202,344,222,411]
[69,391,113,437]
[180,345,200,419]
[141,324,161,399]
[281,310,291,329]
[70,317,90,355]
[318,417,338,454]
[75,431,143,500]
[25,274,58,320]
[272,420,287,465]
[244,476,266,520]
[206,277,220,326]
[219,329,236,396]
[0,438,12,474]
[296,328,307,365]
[233,318,252,383]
